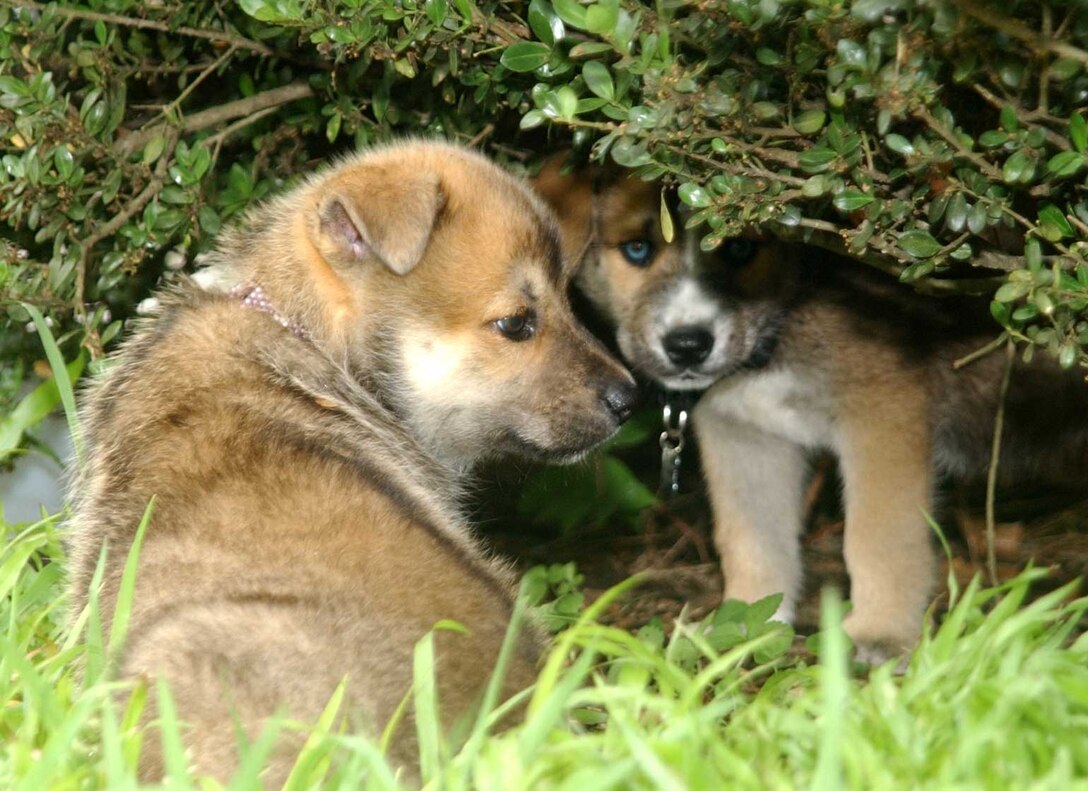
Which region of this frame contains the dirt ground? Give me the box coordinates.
[482,456,1088,637]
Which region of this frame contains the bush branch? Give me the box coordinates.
[115,82,315,157]
[984,339,1016,586]
[955,0,1088,65]
[22,1,275,57]
[76,132,178,346]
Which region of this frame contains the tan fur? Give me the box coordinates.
[535,162,1088,660]
[68,141,636,783]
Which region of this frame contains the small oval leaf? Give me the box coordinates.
[500,42,551,72]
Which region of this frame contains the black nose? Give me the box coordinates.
[663,326,714,366]
[600,379,639,423]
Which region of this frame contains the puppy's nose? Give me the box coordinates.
[600,379,639,423]
[663,326,714,366]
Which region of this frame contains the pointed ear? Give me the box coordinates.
[532,155,596,268]
[314,168,446,276]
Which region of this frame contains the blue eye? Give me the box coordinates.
[619,239,655,266]
[722,238,758,265]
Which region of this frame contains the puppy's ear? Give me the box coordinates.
[315,168,446,275]
[532,154,596,268]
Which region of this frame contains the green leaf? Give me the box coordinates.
[451,0,475,23]
[53,146,73,180]
[1048,150,1084,178]
[1071,112,1087,153]
[802,175,828,197]
[325,112,341,143]
[897,230,943,258]
[832,190,874,212]
[1038,204,1073,239]
[1002,149,1034,184]
[994,281,1029,303]
[885,133,914,156]
[425,0,449,26]
[553,0,588,28]
[528,0,565,46]
[660,190,675,244]
[794,109,826,135]
[944,192,968,233]
[142,134,166,166]
[798,147,838,174]
[555,85,578,119]
[609,137,651,167]
[569,41,613,58]
[967,200,989,234]
[575,97,608,114]
[1000,104,1019,133]
[756,47,783,66]
[500,42,551,72]
[678,182,711,208]
[978,130,1009,148]
[585,1,619,35]
[582,61,614,100]
[1023,237,1042,270]
[900,259,935,281]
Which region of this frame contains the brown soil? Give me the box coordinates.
[484,474,1088,637]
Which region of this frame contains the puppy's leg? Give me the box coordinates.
[695,406,808,622]
[837,396,935,662]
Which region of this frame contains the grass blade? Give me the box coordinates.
[23,303,84,465]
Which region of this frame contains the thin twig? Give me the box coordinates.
[914,106,1003,181]
[115,82,315,157]
[955,0,1088,65]
[141,44,237,132]
[206,105,279,167]
[984,339,1016,585]
[971,82,1072,152]
[20,1,275,56]
[466,123,496,148]
[953,332,1007,370]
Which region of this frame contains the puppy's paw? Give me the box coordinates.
[843,612,916,672]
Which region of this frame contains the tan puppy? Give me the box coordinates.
[67,141,637,782]
[536,162,1088,661]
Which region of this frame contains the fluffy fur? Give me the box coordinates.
[68,141,637,782]
[535,161,1088,661]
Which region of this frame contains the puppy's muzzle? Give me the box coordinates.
[663,325,714,367]
[600,378,639,423]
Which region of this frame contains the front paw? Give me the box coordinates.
[843,611,918,670]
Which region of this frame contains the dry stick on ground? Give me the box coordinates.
[984,339,1016,586]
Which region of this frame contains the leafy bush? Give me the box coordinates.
[3,1,1087,420]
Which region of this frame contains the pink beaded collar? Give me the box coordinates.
[229,283,310,340]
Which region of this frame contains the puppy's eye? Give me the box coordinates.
[722,238,758,265]
[619,239,655,267]
[494,310,536,342]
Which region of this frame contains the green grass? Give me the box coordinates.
[2,509,1088,790]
